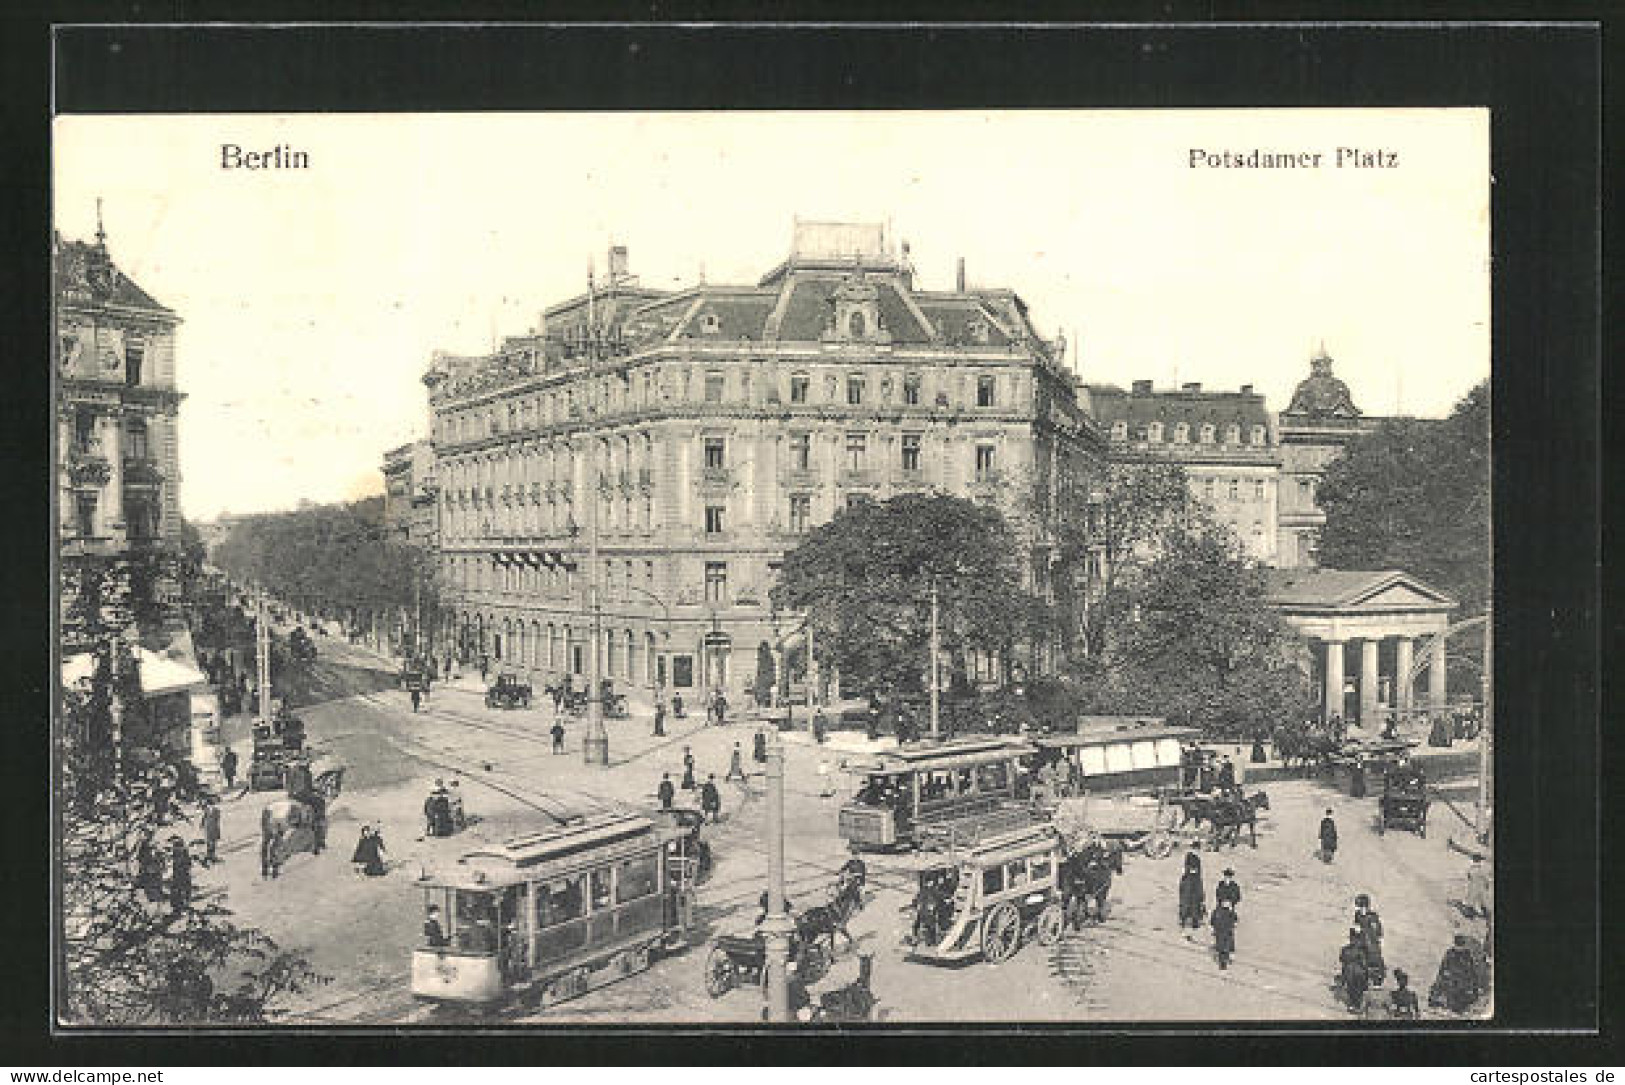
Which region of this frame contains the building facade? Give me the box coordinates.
[424,223,1102,698]
[382,438,439,549]
[1084,379,1282,563]
[1275,348,1380,568]
[56,220,186,650]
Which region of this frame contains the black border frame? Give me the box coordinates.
[3,15,1607,1066]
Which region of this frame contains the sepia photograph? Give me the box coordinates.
[52,106,1496,1029]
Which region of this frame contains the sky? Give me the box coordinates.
[54,109,1489,521]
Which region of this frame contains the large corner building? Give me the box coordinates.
[423,222,1103,697]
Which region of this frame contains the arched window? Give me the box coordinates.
[849,311,866,338]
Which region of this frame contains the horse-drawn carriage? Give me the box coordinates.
[905,823,1075,965]
[248,713,309,792]
[400,661,432,694]
[485,673,532,710]
[704,863,867,998]
[1378,764,1430,836]
[1161,789,1272,850]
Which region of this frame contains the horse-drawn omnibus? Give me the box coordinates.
[838,737,1037,852]
[904,823,1071,965]
[411,809,695,1007]
[1029,717,1199,798]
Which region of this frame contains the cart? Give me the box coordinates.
[485,673,532,710]
[904,823,1070,965]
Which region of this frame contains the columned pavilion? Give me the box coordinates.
[1265,569,1456,728]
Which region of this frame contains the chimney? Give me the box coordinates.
[1131,379,1153,395]
[1239,383,1254,394]
[1182,382,1202,392]
[608,245,629,282]
[956,257,966,292]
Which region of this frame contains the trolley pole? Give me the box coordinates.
[1476,614,1492,844]
[929,577,941,741]
[759,727,794,1022]
[583,445,609,767]
[256,589,272,727]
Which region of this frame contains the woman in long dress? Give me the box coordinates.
[352,825,388,876]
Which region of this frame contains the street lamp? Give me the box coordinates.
[758,725,793,1021]
[581,443,608,767]
[625,583,673,696]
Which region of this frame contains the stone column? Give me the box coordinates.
[1359,638,1380,728]
[1428,632,1448,710]
[1395,637,1415,714]
[1323,639,1345,723]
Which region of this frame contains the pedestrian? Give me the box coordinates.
[428,781,453,837]
[551,718,566,754]
[410,688,422,713]
[672,691,685,718]
[447,779,466,832]
[726,742,745,782]
[653,700,667,737]
[813,706,828,745]
[1350,758,1367,799]
[1217,757,1236,791]
[352,824,388,876]
[1389,968,1420,1019]
[136,837,165,902]
[1210,899,1237,969]
[424,780,442,837]
[220,746,238,789]
[424,904,449,948]
[700,774,722,823]
[1215,867,1242,919]
[1354,893,1387,986]
[479,655,489,681]
[657,773,676,810]
[201,797,222,865]
[166,836,192,914]
[714,690,729,726]
[1338,927,1370,1011]
[1178,854,1206,929]
[1318,808,1339,862]
[681,747,696,790]
[260,822,285,880]
[753,730,768,764]
[1429,933,1485,1013]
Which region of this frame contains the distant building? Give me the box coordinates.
[55,213,187,650]
[1275,347,1381,568]
[1084,378,1281,563]
[382,438,438,549]
[423,221,1103,696]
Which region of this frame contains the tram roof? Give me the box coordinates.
[459,811,662,870]
[1033,717,1199,748]
[854,736,1037,774]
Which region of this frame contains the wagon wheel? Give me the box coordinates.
[1035,903,1065,946]
[703,944,735,998]
[981,902,1023,963]
[1143,830,1176,860]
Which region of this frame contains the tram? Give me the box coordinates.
[412,809,695,1007]
[838,737,1037,852]
[1030,717,1199,797]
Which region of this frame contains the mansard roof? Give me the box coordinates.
[53,234,175,317]
[1087,382,1272,434]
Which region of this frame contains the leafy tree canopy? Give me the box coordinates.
[1315,381,1489,614]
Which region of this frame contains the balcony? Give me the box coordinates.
[699,466,733,490]
[782,468,819,489]
[121,455,164,488]
[839,468,876,487]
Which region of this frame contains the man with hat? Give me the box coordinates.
[657,772,676,811]
[1215,868,1242,920]
[1318,808,1339,863]
[200,796,222,866]
[1177,852,1206,929]
[1354,893,1387,986]
[1210,898,1238,969]
[1429,933,1484,1013]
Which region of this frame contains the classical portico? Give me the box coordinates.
[1266,569,1456,728]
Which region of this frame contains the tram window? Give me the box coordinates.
[977,762,1009,792]
[590,868,613,911]
[617,855,659,903]
[1029,858,1053,882]
[454,889,499,953]
[982,867,1004,896]
[1007,861,1028,888]
[536,875,584,927]
[956,768,974,794]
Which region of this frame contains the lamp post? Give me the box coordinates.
[582,442,608,767]
[758,725,793,1021]
[626,584,673,695]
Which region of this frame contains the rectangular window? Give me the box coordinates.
[703,437,726,469]
[704,373,725,403]
[705,505,726,535]
[704,562,727,603]
[790,376,809,404]
[982,867,1005,896]
[589,868,614,912]
[645,560,655,584]
[977,375,996,407]
[125,421,149,460]
[845,434,867,472]
[791,433,811,471]
[788,495,811,534]
[125,338,145,386]
[846,377,865,405]
[616,855,659,903]
[75,494,96,538]
[1228,480,1240,500]
[1254,480,1265,501]
[903,376,921,406]
[975,445,996,481]
[1204,478,1216,498]
[901,434,922,473]
[536,875,585,927]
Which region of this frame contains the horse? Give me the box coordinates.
[1062,842,1123,927]
[798,869,867,957]
[259,766,345,870]
[1207,790,1270,849]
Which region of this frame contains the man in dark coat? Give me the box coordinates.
[653,701,666,737]
[1178,854,1206,929]
[1217,757,1236,791]
[681,747,697,790]
[1215,868,1242,919]
[657,773,676,810]
[1210,900,1237,969]
[201,798,222,865]
[167,836,193,914]
[220,747,239,789]
[1354,893,1386,986]
[700,775,722,823]
[1319,809,1339,862]
[753,730,768,764]
[551,719,566,754]
[1389,968,1420,1019]
[1428,934,1484,1013]
[1338,927,1370,1010]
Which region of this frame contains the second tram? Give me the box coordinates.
[838,737,1037,852]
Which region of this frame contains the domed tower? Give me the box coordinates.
[1275,345,1380,567]
[1283,345,1361,419]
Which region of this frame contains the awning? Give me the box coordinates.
[61,648,209,698]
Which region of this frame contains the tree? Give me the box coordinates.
[1087,526,1316,737]
[1315,381,1490,615]
[771,494,1048,700]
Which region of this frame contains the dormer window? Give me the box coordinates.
[1111,420,1128,441]
[1250,424,1266,446]
[1147,422,1164,443]
[966,317,990,345]
[700,313,721,335]
[1173,422,1190,443]
[790,375,810,404]
[848,311,866,338]
[1225,423,1241,444]
[1199,423,1216,444]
